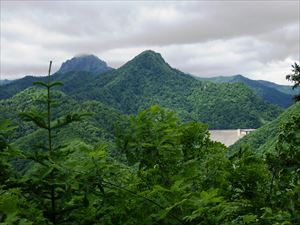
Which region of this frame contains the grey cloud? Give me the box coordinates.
[0,1,299,84]
[2,62,57,78]
[3,1,298,47]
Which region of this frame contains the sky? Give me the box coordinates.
[1,1,299,84]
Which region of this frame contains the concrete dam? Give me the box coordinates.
[209,129,255,146]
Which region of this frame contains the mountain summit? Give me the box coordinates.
[57,54,112,74]
[121,50,170,72]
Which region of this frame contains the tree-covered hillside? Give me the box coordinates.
[196,75,294,108]
[0,87,121,146]
[230,102,300,154]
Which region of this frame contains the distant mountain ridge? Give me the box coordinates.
[0,79,13,86]
[256,79,300,95]
[195,75,294,108]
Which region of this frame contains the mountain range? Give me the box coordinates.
[195,75,295,108]
[1,50,294,132]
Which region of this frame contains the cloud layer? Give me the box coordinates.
[1,1,299,84]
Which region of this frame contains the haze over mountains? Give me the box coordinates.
[1,50,290,131]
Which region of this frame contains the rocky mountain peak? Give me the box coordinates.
[57,54,112,74]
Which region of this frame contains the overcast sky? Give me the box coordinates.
[1,1,299,84]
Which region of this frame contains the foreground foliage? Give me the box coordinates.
[231,102,300,154]
[1,105,299,224]
[286,62,300,102]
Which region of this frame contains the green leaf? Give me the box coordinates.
[19,111,48,129]
[89,145,106,159]
[49,81,64,88]
[242,214,257,223]
[33,81,49,88]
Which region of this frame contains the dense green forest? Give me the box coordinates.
[0,51,283,129]
[1,60,300,224]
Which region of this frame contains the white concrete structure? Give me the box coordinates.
[209,129,255,146]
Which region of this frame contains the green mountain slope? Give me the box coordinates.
[196,75,294,108]
[230,102,300,153]
[0,87,121,147]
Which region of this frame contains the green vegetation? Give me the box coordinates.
[196,75,294,108]
[0,87,121,145]
[1,54,299,224]
[1,50,283,129]
[1,101,299,224]
[64,51,282,129]
[286,62,300,102]
[230,102,300,154]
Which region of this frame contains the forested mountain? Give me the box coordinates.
[230,101,300,154]
[57,50,282,129]
[196,75,294,108]
[0,50,282,129]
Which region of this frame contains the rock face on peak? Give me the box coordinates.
[57,54,112,74]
